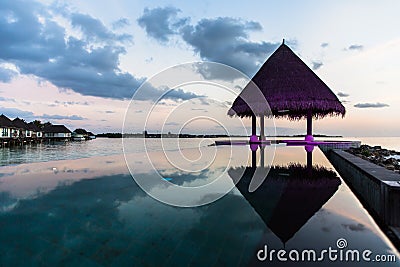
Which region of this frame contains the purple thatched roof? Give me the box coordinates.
[228,42,346,120]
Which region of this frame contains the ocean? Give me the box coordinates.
[0,136,398,166]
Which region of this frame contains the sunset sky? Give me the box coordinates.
[0,0,399,136]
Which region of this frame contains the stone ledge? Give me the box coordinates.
[332,149,400,184]
[322,148,400,252]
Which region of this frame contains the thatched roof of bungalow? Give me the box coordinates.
[0,114,14,128]
[12,118,30,130]
[228,42,345,120]
[27,122,42,132]
[43,124,71,133]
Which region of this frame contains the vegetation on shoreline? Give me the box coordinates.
[96,133,123,138]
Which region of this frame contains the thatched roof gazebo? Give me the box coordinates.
[228,40,345,142]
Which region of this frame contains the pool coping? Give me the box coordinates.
[321,147,400,252]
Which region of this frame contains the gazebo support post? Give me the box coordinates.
[260,116,265,141]
[260,145,265,168]
[251,149,257,168]
[307,150,312,175]
[250,114,258,143]
[305,145,314,176]
[305,110,314,141]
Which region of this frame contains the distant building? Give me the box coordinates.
[27,122,43,139]
[72,132,85,141]
[0,114,78,145]
[12,118,31,138]
[43,125,72,140]
[0,114,15,139]
[87,132,96,139]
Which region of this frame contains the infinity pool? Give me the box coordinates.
[0,143,398,266]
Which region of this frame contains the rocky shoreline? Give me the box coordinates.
[346,145,400,173]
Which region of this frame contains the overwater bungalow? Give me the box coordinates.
[228,40,346,143]
[12,118,32,139]
[0,115,44,146]
[0,114,86,145]
[27,122,43,139]
[87,132,96,139]
[0,114,15,140]
[72,132,86,141]
[43,125,72,141]
[72,128,96,141]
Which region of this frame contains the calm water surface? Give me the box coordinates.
[1,137,399,167]
[0,140,398,266]
[0,138,211,166]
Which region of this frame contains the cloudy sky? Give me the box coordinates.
[0,0,399,136]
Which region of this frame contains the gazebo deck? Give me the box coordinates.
[214,139,360,150]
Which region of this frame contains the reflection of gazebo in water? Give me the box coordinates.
[229,149,341,245]
[228,40,346,143]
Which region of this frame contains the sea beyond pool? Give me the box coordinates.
[0,136,399,166]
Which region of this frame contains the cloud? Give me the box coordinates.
[193,62,245,81]
[0,96,16,102]
[138,7,279,77]
[181,17,279,76]
[137,7,188,43]
[53,100,90,107]
[321,42,329,48]
[40,114,86,120]
[163,88,199,100]
[70,13,132,43]
[164,122,180,126]
[354,102,389,108]
[0,1,197,101]
[199,98,210,106]
[337,92,349,97]
[112,18,130,30]
[347,44,363,51]
[0,67,17,82]
[342,223,366,232]
[311,61,323,70]
[133,83,201,101]
[0,107,34,119]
